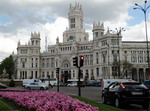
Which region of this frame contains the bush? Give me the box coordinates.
[9,79,15,87]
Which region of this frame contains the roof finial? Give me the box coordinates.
[106,27,110,34]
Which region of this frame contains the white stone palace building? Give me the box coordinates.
[13,3,150,82]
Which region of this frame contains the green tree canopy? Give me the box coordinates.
[112,60,133,79]
[0,55,14,79]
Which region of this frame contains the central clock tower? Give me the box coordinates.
[63,3,89,43]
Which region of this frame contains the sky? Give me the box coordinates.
[0,0,150,62]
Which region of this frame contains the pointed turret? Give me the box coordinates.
[56,36,59,44]
[18,40,20,46]
[106,27,110,34]
[92,22,105,40]
[68,2,83,30]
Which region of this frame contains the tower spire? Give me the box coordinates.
[45,35,47,52]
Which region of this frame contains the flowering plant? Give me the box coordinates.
[0,91,99,111]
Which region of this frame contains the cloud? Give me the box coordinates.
[0,0,133,34]
[123,21,150,41]
[0,0,149,61]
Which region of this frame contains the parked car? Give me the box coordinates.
[25,82,48,90]
[22,79,42,87]
[86,80,101,86]
[40,78,57,86]
[101,79,135,89]
[59,82,67,87]
[0,82,7,89]
[67,80,85,87]
[143,80,150,90]
[67,81,77,86]
[102,81,149,109]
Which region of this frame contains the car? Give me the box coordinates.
[59,82,67,87]
[67,82,77,86]
[67,81,85,87]
[86,80,101,86]
[143,80,150,90]
[23,79,42,87]
[0,82,7,89]
[102,81,149,109]
[25,82,48,90]
[101,79,135,89]
[40,78,57,86]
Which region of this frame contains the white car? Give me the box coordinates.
[22,79,42,87]
[67,82,77,86]
[25,82,48,90]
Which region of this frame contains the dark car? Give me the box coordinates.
[102,81,149,109]
[0,82,7,89]
[143,80,150,90]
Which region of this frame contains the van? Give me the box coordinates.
[40,78,57,86]
[101,79,135,89]
[22,79,42,87]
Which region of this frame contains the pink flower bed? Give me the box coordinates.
[0,91,99,111]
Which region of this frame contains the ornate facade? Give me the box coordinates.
[13,3,150,82]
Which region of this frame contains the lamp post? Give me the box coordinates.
[134,0,150,79]
[111,28,125,78]
[107,41,111,79]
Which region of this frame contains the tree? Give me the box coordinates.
[112,60,133,79]
[0,55,14,79]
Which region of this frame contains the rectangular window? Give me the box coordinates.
[73,71,75,77]
[96,68,99,77]
[70,18,75,28]
[71,18,75,23]
[95,32,98,37]
[32,41,34,45]
[20,71,22,79]
[35,71,38,78]
[114,55,117,62]
[71,24,75,28]
[31,71,33,78]
[90,55,93,65]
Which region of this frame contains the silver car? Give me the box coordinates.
[25,82,48,90]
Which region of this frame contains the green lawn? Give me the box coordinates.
[0,99,29,111]
[0,100,13,110]
[71,95,125,111]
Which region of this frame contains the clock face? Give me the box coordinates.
[67,36,75,41]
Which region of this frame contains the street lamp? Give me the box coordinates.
[111,28,125,78]
[134,0,150,79]
[107,41,111,79]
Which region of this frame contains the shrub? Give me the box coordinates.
[9,79,15,87]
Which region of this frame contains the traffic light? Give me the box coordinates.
[73,56,78,67]
[56,68,59,74]
[80,56,84,67]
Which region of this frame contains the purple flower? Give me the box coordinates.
[0,91,99,111]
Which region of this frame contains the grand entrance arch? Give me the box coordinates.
[61,60,71,83]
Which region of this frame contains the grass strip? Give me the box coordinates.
[71,95,125,111]
[0,99,29,111]
[0,100,14,110]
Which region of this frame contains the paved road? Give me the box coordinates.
[49,86,102,103]
[48,86,150,111]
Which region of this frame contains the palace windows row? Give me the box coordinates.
[42,58,55,68]
[20,49,28,54]
[19,71,38,79]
